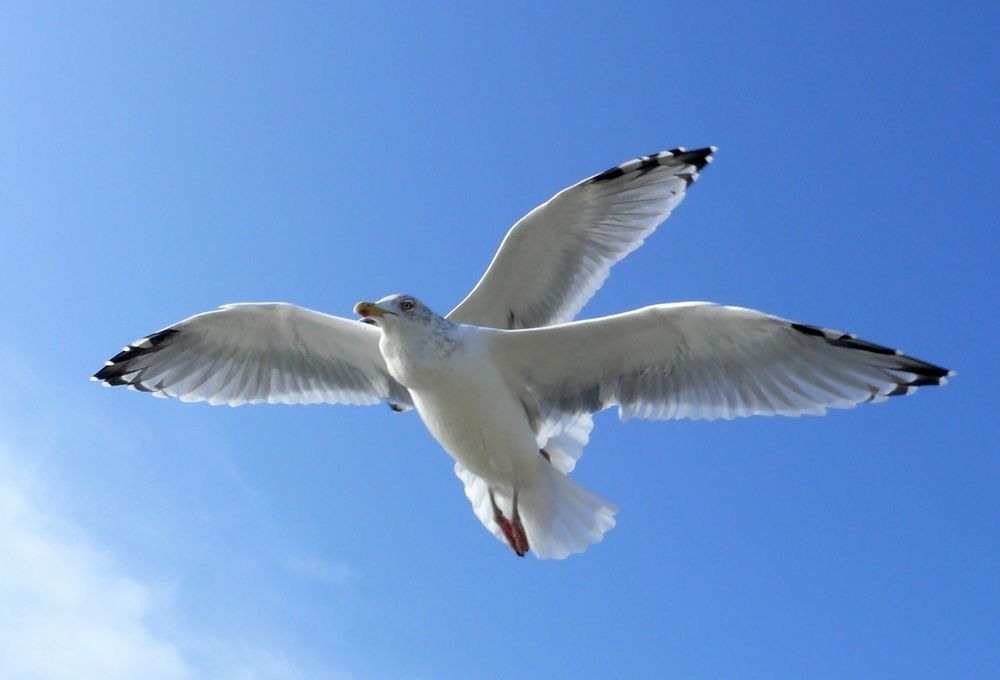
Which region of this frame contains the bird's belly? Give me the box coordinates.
[411,370,539,488]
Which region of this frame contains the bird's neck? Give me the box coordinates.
[378,320,458,390]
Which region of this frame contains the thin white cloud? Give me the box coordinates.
[0,439,332,680]
[281,555,358,588]
[0,349,357,680]
[0,444,191,680]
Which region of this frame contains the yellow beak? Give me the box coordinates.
[354,301,391,318]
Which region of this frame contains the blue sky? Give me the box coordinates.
[1,2,998,678]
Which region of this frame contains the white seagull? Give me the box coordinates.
[94,147,950,559]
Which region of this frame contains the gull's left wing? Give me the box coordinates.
[447,147,716,330]
[93,303,412,409]
[490,303,951,424]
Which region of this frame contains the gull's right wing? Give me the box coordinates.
[93,302,412,409]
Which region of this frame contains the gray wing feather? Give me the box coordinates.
[93,302,412,409]
[447,148,715,330]
[491,303,950,423]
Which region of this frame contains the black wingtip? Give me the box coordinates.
[93,367,130,386]
[93,328,179,387]
[827,334,900,357]
[590,146,717,184]
[886,384,911,397]
[145,328,179,347]
[670,146,716,172]
[790,322,826,338]
[591,165,627,183]
[790,321,952,390]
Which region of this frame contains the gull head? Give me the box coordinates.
[354,294,444,334]
[355,295,457,385]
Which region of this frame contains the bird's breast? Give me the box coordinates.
[405,342,541,487]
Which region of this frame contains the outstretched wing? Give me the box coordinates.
[93,302,412,409]
[447,147,716,330]
[491,303,951,423]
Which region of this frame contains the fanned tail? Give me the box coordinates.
[518,464,617,560]
[455,461,617,559]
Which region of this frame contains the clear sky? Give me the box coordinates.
[1,3,997,679]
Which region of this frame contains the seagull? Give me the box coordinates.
[93,147,951,559]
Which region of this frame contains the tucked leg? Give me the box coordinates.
[509,489,530,556]
[490,489,530,557]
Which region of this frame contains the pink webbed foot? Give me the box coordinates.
[490,489,530,557]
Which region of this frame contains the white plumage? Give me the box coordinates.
[94,147,950,559]
[447,148,708,329]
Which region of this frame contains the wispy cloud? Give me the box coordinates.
[0,349,331,680]
[281,555,358,588]
[0,427,333,680]
[0,443,191,679]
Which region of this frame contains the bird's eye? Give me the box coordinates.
[400,299,415,312]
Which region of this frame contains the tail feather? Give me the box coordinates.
[519,464,617,560]
[455,460,617,559]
